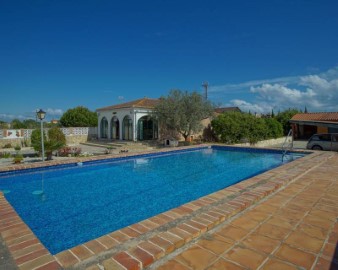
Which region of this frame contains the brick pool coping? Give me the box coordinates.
[0,145,334,269]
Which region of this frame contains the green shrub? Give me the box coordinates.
[31,129,47,154]
[13,153,23,164]
[0,152,11,158]
[14,145,21,151]
[31,127,66,160]
[264,118,283,138]
[48,127,66,145]
[3,143,12,148]
[275,109,301,135]
[60,106,98,127]
[211,112,283,145]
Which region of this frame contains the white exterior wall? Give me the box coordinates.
[97,107,155,141]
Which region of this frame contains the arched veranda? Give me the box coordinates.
[122,116,133,140]
[100,117,108,139]
[110,116,119,140]
[137,116,158,140]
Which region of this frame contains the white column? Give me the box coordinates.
[98,117,101,139]
[119,118,123,140]
[107,118,112,140]
[133,111,137,141]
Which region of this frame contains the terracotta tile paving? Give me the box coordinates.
[0,147,337,270]
[205,258,245,270]
[153,151,338,270]
[174,246,218,270]
[260,258,299,270]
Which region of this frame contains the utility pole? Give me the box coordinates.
[202,81,209,100]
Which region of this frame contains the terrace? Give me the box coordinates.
[0,145,337,270]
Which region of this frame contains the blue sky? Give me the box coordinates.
[1,0,338,121]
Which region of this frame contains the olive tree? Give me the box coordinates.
[154,90,214,141]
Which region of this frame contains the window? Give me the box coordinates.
[100,117,108,139]
[310,135,320,141]
[318,134,331,141]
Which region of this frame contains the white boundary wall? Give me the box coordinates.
[0,127,98,147]
[234,137,287,147]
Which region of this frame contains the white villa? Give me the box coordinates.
[96,98,160,141]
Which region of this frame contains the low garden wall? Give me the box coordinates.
[65,135,91,145]
[234,137,287,147]
[0,138,26,149]
[0,127,97,148]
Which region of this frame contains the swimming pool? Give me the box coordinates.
[0,146,304,254]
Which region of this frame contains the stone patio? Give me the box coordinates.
[0,146,337,270]
[152,152,338,270]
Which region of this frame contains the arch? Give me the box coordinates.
[137,116,158,140]
[100,117,108,139]
[110,116,119,140]
[122,115,133,140]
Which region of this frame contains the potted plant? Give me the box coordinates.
[14,145,21,151]
[106,146,113,154]
[13,153,24,164]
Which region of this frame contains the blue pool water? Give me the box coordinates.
[0,146,304,254]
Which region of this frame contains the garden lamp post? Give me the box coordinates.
[36,109,46,162]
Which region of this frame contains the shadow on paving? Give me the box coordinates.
[0,236,18,270]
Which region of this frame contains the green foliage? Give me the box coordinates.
[275,108,301,135]
[211,112,283,144]
[3,143,12,148]
[14,145,21,151]
[13,153,23,164]
[211,112,245,144]
[247,117,268,144]
[45,127,66,159]
[31,129,47,152]
[22,119,39,129]
[0,120,9,129]
[154,90,214,141]
[31,127,66,160]
[264,118,283,138]
[60,106,98,127]
[11,119,26,129]
[44,122,61,128]
[48,127,66,145]
[0,152,11,158]
[6,119,39,129]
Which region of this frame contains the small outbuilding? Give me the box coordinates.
[290,112,338,139]
[96,98,159,141]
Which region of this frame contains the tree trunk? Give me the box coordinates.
[46,151,53,160]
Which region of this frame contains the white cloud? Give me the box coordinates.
[0,108,63,122]
[210,66,338,113]
[209,75,300,94]
[229,99,270,114]
[0,114,29,121]
[250,83,318,106]
[45,108,63,116]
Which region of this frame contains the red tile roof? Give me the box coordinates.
[291,112,338,122]
[214,107,241,114]
[97,98,160,111]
